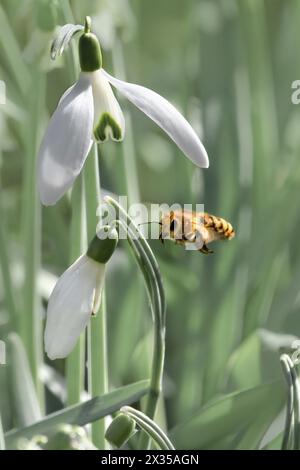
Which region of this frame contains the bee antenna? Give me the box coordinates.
[138,221,162,226]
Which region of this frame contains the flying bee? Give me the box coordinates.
[158,210,235,254]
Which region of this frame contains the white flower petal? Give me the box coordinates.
[58,83,75,105]
[44,255,105,360]
[102,69,209,168]
[88,70,125,142]
[38,74,94,206]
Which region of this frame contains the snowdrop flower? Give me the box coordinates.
[44,226,118,360]
[38,17,209,206]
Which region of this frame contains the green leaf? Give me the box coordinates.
[170,381,285,449]
[262,432,283,450]
[235,406,282,450]
[0,218,18,328]
[109,274,145,382]
[0,5,30,95]
[7,333,42,427]
[225,332,262,390]
[66,174,86,407]
[202,277,245,401]
[5,380,149,449]
[20,69,46,401]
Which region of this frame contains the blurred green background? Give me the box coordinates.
[1,0,300,450]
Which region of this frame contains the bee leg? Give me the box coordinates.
[199,244,214,255]
[159,233,164,245]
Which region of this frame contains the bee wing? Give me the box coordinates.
[183,231,196,242]
[183,228,205,250]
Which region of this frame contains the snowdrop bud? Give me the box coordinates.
[79,16,102,72]
[105,413,136,448]
[87,226,118,264]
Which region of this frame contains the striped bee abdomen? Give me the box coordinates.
[204,214,235,240]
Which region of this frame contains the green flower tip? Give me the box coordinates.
[87,225,118,264]
[79,16,102,72]
[94,112,123,142]
[105,413,136,448]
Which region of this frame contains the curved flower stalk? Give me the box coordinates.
[44,226,118,360]
[280,354,300,450]
[105,196,166,449]
[38,17,209,206]
[120,406,175,450]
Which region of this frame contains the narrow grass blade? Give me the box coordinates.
[5,380,149,449]
[0,5,30,95]
[0,216,18,329]
[7,333,42,427]
[20,70,46,406]
[66,175,87,406]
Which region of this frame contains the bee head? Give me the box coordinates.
[160,211,183,241]
[169,211,178,233]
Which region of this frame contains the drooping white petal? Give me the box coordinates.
[88,70,125,142]
[102,69,209,168]
[44,255,105,360]
[58,83,75,105]
[38,74,94,206]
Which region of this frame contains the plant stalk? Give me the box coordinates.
[85,144,108,449]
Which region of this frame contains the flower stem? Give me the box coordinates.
[105,198,166,449]
[84,16,91,34]
[280,355,295,450]
[60,0,87,406]
[129,233,165,449]
[66,176,86,405]
[121,406,175,450]
[87,295,108,449]
[280,354,300,450]
[85,144,108,449]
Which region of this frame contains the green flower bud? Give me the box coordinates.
[105,413,136,448]
[79,16,102,72]
[86,226,118,264]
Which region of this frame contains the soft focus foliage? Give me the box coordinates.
[0,0,300,450]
